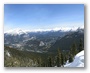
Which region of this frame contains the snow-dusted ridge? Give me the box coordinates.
[4,27,84,35]
[4,28,28,35]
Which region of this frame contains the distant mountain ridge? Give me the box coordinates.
[4,27,84,53]
[4,26,84,35]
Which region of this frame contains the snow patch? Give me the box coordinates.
[64,50,84,67]
[39,41,45,46]
[6,51,11,57]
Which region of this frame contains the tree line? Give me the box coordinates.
[35,38,84,67]
[4,39,84,67]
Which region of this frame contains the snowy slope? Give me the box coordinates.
[64,50,84,67]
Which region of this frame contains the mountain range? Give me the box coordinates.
[4,27,84,53]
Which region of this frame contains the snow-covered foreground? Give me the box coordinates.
[64,50,84,67]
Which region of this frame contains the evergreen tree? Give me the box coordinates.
[78,38,83,52]
[70,42,78,57]
[68,52,73,63]
[64,55,68,64]
[41,62,46,67]
[48,56,52,67]
[64,53,68,64]
[37,57,42,67]
[56,49,61,67]
[61,53,64,66]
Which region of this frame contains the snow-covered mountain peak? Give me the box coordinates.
[4,26,84,35]
[4,28,27,35]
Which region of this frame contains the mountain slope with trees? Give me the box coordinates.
[49,29,84,52]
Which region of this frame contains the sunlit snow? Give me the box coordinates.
[64,50,84,67]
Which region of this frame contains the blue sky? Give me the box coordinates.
[4,4,84,31]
